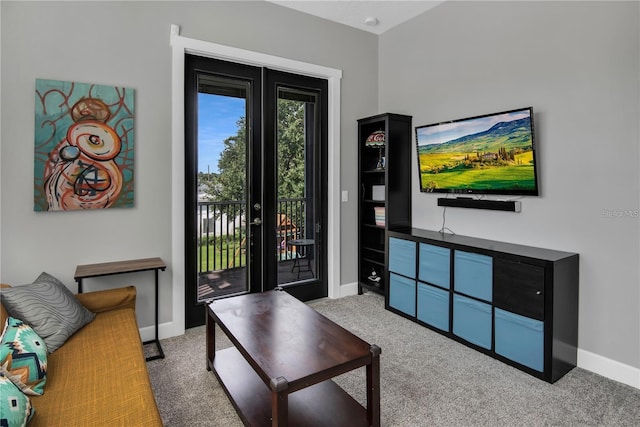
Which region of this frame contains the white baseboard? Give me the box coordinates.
[139,321,179,342]
[139,325,154,342]
[578,348,640,389]
[338,281,359,297]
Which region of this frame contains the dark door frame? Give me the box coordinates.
[184,55,263,328]
[171,34,344,341]
[263,68,328,301]
[184,57,329,328]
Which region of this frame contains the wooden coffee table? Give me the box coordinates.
[206,290,381,426]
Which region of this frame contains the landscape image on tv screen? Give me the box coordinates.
[415,107,538,195]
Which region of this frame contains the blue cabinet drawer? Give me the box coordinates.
[389,237,416,278]
[453,294,492,349]
[454,251,492,302]
[417,283,450,332]
[495,308,544,372]
[418,243,450,289]
[389,273,416,316]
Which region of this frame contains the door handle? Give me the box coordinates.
[248,218,262,226]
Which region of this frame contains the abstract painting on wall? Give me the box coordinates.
[34,79,134,211]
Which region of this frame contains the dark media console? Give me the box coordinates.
[438,197,521,212]
[386,228,579,383]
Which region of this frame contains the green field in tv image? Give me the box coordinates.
[417,113,536,192]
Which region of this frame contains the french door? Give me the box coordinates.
[185,55,328,328]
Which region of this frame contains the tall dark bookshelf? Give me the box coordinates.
[357,113,412,295]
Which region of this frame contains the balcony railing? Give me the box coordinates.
[197,198,306,273]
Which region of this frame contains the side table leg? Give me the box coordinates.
[145,268,165,361]
[270,376,289,427]
[154,268,160,348]
[367,344,381,427]
[206,308,215,371]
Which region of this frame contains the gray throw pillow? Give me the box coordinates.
[0,272,95,353]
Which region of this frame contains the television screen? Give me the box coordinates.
[415,107,539,196]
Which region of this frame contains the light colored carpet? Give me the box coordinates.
[147,292,640,426]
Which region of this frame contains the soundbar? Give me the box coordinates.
[437,197,521,212]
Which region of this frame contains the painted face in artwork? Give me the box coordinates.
[43,99,124,210]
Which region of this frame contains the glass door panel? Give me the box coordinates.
[185,55,263,328]
[196,76,250,301]
[276,89,319,286]
[263,69,327,301]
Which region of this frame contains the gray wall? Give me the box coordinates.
[0,1,376,328]
[380,1,639,369]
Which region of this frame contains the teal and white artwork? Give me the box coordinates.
[34,79,134,211]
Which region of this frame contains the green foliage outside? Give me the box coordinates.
[197,98,307,271]
[198,117,247,203]
[276,99,306,200]
[199,99,305,203]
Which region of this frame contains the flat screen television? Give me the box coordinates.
[415,107,539,196]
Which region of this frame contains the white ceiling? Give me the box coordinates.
[266,1,445,35]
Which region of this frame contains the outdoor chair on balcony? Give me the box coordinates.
[276,213,298,259]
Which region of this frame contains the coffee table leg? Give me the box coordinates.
[270,376,289,427]
[367,345,381,427]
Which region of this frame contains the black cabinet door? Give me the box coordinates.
[493,258,545,320]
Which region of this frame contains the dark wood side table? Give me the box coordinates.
[74,257,167,361]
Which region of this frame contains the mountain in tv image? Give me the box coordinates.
[417,116,536,192]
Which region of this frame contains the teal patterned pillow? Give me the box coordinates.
[0,272,95,353]
[0,372,34,427]
[0,317,48,395]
